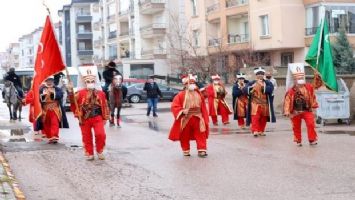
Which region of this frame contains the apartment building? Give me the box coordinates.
[0,52,9,77]
[114,0,183,79]
[18,27,43,68]
[185,0,355,76]
[59,0,100,68]
[6,43,20,69]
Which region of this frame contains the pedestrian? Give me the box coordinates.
[68,67,109,161]
[38,76,69,143]
[143,77,162,117]
[244,67,276,137]
[103,61,122,99]
[108,75,127,127]
[205,74,232,125]
[4,67,23,98]
[265,71,278,91]
[169,74,209,157]
[283,63,318,146]
[57,77,68,108]
[232,73,249,129]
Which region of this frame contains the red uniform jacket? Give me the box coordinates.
[169,90,209,141]
[205,83,232,116]
[283,83,318,115]
[23,90,35,123]
[69,89,110,121]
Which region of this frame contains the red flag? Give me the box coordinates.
[32,16,65,120]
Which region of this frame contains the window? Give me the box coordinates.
[109,45,117,60]
[260,15,270,36]
[306,5,355,35]
[78,25,85,33]
[130,64,154,79]
[79,42,86,50]
[191,0,197,16]
[193,30,199,47]
[281,52,294,67]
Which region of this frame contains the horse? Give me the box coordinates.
[108,75,127,127]
[3,81,22,121]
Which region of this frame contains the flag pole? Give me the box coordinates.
[42,0,82,124]
[316,7,326,67]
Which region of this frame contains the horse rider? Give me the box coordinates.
[103,61,122,99]
[4,67,24,99]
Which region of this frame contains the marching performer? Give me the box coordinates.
[232,73,249,129]
[244,67,276,137]
[169,74,209,157]
[206,74,232,125]
[22,89,38,133]
[39,76,69,143]
[284,63,318,146]
[108,75,127,127]
[68,67,109,161]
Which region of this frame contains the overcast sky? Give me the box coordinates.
[0,0,71,52]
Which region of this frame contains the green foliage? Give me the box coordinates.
[332,24,355,74]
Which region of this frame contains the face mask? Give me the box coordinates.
[297,79,305,85]
[213,80,219,84]
[87,83,95,89]
[266,76,271,79]
[188,84,196,91]
[115,83,121,87]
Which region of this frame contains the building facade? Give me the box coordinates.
[59,0,100,68]
[185,0,355,78]
[18,27,43,69]
[6,43,20,70]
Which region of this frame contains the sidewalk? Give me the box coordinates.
[0,154,25,200]
[0,98,26,200]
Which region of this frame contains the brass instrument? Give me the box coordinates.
[238,81,245,89]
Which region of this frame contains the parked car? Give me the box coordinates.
[127,83,180,103]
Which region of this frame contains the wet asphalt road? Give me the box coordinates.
[1,102,355,200]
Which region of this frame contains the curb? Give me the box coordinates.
[0,153,25,200]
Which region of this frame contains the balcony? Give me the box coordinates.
[305,25,355,36]
[77,32,93,40]
[141,48,167,59]
[107,15,115,23]
[119,30,129,37]
[206,3,220,14]
[120,50,132,59]
[228,34,249,44]
[140,23,166,38]
[76,13,92,22]
[226,0,249,8]
[139,0,166,15]
[118,9,129,22]
[208,38,221,47]
[78,49,94,56]
[109,54,118,60]
[108,31,117,39]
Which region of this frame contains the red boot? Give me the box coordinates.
[116,118,121,128]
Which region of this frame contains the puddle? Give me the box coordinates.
[148,121,159,131]
[139,107,171,113]
[66,144,83,151]
[0,129,33,143]
[321,130,355,135]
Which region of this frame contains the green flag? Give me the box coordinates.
[305,18,338,92]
